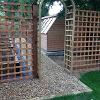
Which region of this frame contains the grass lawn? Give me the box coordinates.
[48,71,100,100]
[80,71,100,100]
[48,92,93,100]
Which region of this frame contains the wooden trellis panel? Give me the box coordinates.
[0,2,38,82]
[65,9,100,73]
[73,10,100,71]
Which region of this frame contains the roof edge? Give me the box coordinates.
[41,14,58,20]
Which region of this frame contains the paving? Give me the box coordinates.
[0,54,92,100]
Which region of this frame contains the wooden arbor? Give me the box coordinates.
[39,0,100,73]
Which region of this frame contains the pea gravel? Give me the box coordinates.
[0,54,92,100]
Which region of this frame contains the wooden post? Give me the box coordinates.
[32,5,39,78]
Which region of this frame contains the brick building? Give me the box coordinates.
[41,15,65,56]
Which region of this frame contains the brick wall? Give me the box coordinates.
[41,33,47,51]
[47,18,65,51]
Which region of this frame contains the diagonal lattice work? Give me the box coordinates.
[65,8,100,73]
[0,2,38,82]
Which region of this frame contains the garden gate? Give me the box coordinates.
[0,2,38,82]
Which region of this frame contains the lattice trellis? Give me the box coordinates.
[73,10,100,71]
[0,2,38,82]
[65,9,100,73]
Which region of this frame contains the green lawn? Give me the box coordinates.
[80,71,100,100]
[48,93,93,100]
[48,71,100,100]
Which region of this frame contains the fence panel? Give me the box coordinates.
[73,10,100,72]
[65,9,100,73]
[0,2,38,82]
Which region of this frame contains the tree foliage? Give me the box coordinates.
[0,0,100,17]
[74,0,100,11]
[41,0,100,17]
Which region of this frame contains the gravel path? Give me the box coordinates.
[49,56,65,68]
[0,54,91,100]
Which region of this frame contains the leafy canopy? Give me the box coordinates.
[0,0,100,17]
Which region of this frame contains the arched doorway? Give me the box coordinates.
[38,0,76,74]
[38,0,100,74]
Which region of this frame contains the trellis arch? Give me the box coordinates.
[38,0,76,74]
[38,0,100,74]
